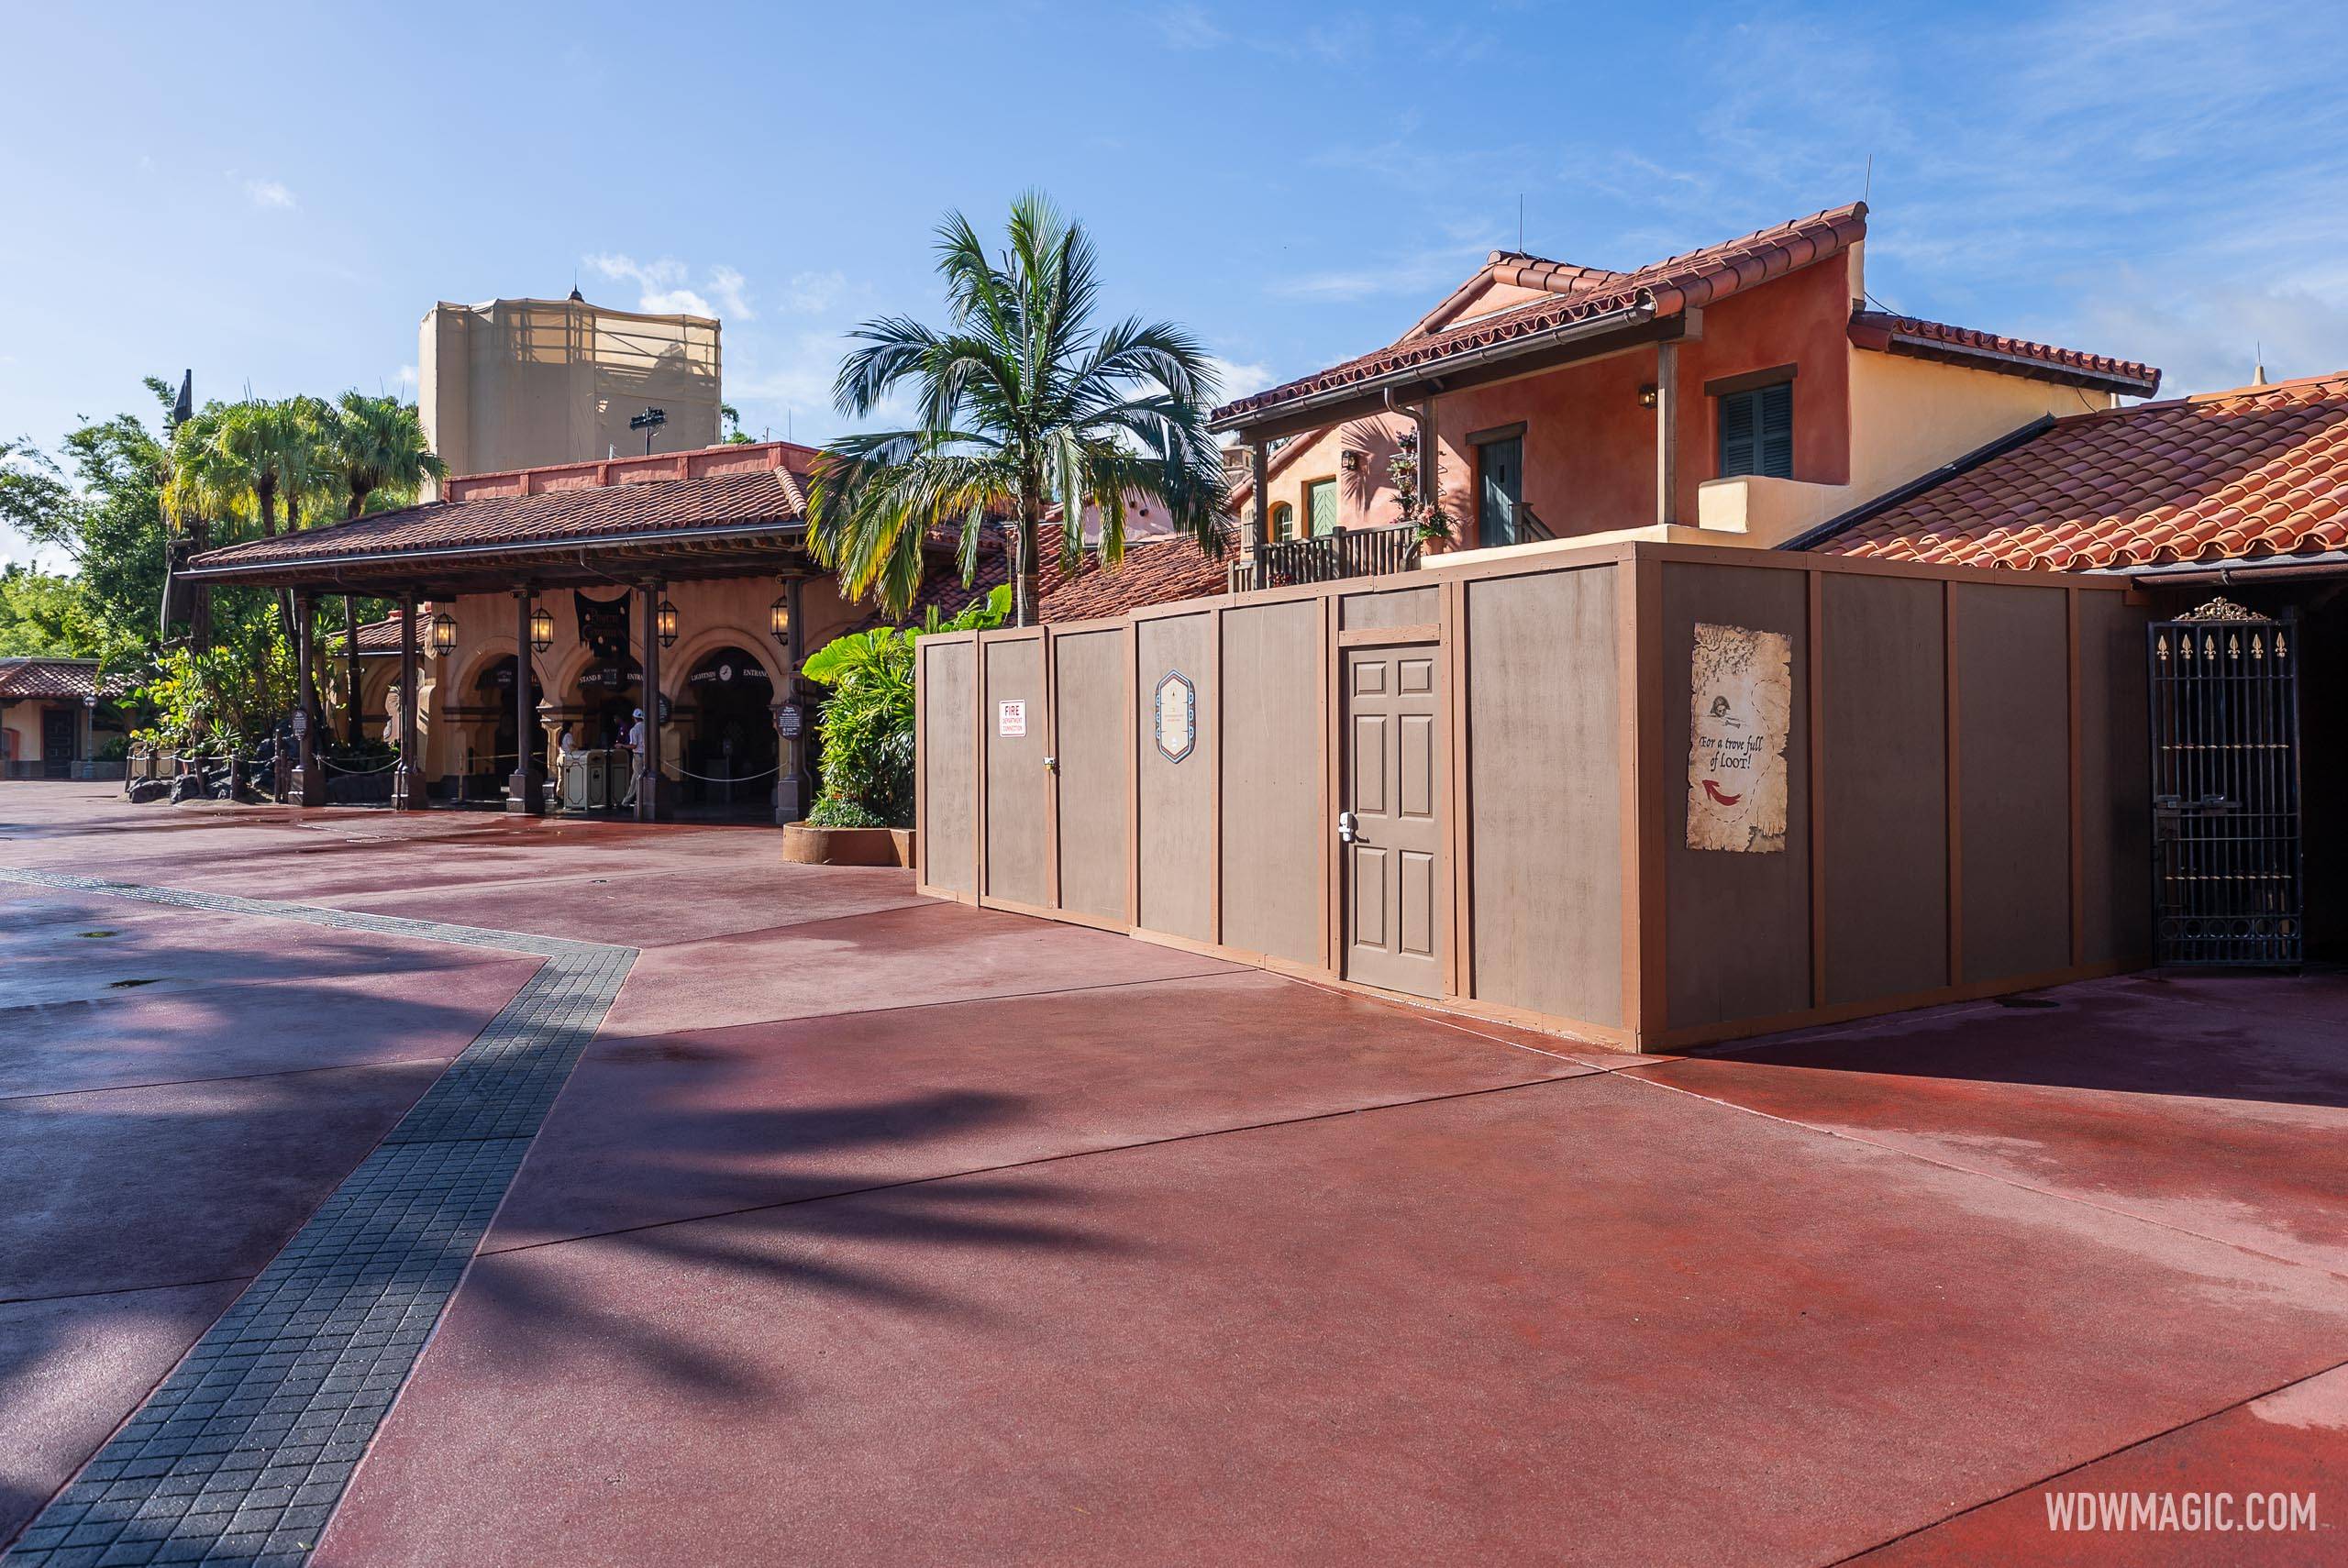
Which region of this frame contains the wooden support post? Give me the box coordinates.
[506,589,543,814]
[393,591,426,810]
[1247,440,1269,559]
[1414,402,1437,536]
[636,580,666,822]
[342,593,362,746]
[291,595,325,806]
[1655,339,1680,527]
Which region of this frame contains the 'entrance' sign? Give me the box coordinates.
[998,700,1026,738]
[1685,622,1790,854]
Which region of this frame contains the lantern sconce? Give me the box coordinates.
[656,597,680,649]
[1637,383,1659,410]
[528,602,555,654]
[768,584,792,646]
[427,608,459,657]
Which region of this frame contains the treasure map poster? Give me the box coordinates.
[1685,622,1791,854]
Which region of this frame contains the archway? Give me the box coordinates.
[677,645,778,817]
[573,655,643,751]
[471,656,521,791]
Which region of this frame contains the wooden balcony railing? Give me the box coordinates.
[1228,521,1421,593]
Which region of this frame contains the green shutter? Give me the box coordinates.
[1756,381,1794,479]
[1716,383,1794,480]
[1307,480,1339,536]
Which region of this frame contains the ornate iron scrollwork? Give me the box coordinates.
[2179,595,2265,622]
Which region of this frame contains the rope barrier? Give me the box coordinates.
[658,762,781,784]
[322,755,404,775]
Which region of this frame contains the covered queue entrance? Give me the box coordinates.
[172,442,904,828]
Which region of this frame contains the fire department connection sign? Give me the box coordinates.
[1685,622,1791,854]
[997,700,1026,738]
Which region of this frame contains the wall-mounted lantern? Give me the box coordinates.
[427,609,459,657]
[656,598,680,649]
[528,602,555,654]
[1637,383,1659,410]
[768,585,792,646]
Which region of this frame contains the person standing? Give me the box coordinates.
[620,706,646,806]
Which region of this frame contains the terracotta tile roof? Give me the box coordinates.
[0,657,131,701]
[837,533,1230,638]
[351,613,406,654]
[1213,204,1872,425]
[184,468,809,574]
[1814,371,2348,570]
[1042,535,1229,622]
[1849,310,2159,395]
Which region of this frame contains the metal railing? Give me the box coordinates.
[1228,521,1422,593]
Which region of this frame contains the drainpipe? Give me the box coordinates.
[1247,440,1268,559]
[1655,339,1680,527]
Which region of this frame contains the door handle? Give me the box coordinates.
[1337,810,1358,845]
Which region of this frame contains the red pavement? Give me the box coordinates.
[3,782,2344,1565]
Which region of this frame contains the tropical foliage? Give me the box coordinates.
[5,376,438,752]
[808,193,1227,626]
[800,585,1012,825]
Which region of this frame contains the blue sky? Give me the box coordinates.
[6,0,2347,567]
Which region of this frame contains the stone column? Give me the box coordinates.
[291,594,326,806]
[506,589,543,815]
[393,592,426,810]
[774,577,808,825]
[636,580,666,822]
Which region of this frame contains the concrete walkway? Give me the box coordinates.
[1,784,2342,1565]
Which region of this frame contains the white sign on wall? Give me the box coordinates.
[998,700,1026,738]
[1685,621,1791,854]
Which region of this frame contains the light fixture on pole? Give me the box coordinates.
[656,597,679,649]
[629,406,667,456]
[529,601,554,654]
[427,609,459,657]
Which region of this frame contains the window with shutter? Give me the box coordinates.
[1306,479,1339,536]
[1716,381,1795,480]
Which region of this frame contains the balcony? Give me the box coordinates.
[1228,521,1422,593]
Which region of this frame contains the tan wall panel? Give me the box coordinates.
[1339,585,1439,630]
[982,638,1047,905]
[1955,582,2071,982]
[921,640,976,894]
[1466,566,1623,1025]
[1220,602,1323,964]
[1663,562,1811,1030]
[2077,591,2152,966]
[1053,630,1129,922]
[1136,613,1214,941]
[1822,574,1949,1004]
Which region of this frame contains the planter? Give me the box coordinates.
[781,823,916,867]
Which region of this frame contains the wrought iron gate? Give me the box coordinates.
[2148,599,2302,966]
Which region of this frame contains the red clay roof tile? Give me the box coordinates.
[1818,371,2348,570]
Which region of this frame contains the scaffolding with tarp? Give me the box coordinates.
[419,296,722,481]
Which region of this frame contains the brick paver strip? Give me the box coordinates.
[0,867,638,1568]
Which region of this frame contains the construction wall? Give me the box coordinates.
[917,543,2151,1052]
[420,298,721,481]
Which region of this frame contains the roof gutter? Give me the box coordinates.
[180,517,811,580]
[1209,304,1656,433]
[2097,550,2348,588]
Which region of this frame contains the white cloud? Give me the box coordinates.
[1269,238,1498,304]
[244,179,296,210]
[781,270,847,314]
[1153,4,1226,49]
[581,253,751,321]
[1207,357,1275,402]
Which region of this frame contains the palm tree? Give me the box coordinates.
[808,193,1227,626]
[324,392,445,518]
[169,398,320,641]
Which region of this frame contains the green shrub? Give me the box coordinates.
[806,793,886,829]
[801,584,1010,826]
